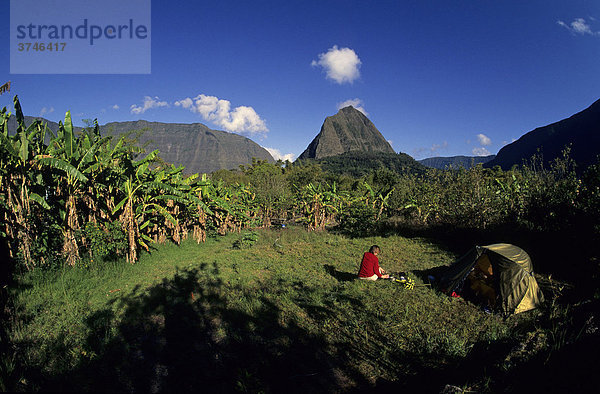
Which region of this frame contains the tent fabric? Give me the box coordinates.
[439,243,544,315]
[484,243,534,272]
[514,275,544,314]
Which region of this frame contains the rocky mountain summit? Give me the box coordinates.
[297,106,396,160]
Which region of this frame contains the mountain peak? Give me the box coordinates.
[338,105,359,113]
[297,107,395,160]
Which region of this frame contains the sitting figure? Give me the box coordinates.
[466,257,497,309]
[358,245,389,280]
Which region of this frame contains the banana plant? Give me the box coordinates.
[35,111,108,266]
[363,181,395,221]
[0,97,51,269]
[186,173,215,242]
[111,150,183,263]
[295,182,343,231]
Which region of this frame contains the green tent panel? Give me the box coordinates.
[439,243,544,314]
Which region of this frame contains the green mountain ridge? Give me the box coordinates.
[485,98,600,170]
[419,155,496,170]
[6,116,274,174]
[303,150,426,177]
[100,120,273,174]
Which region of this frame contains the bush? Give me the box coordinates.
[81,221,127,263]
[18,219,63,272]
[336,204,378,237]
[232,231,259,249]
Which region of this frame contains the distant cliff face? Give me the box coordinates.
[419,155,496,170]
[7,116,274,174]
[297,106,396,160]
[6,116,65,135]
[100,120,274,174]
[485,98,600,170]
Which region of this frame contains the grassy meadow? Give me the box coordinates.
[1,101,599,392]
[4,226,595,393]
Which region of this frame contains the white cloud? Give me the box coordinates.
[311,45,361,84]
[472,147,491,156]
[558,18,600,36]
[130,96,169,115]
[476,133,492,146]
[39,106,54,117]
[337,98,368,116]
[112,104,120,110]
[175,94,268,136]
[264,147,295,162]
[431,141,448,153]
[387,140,394,148]
[412,141,448,158]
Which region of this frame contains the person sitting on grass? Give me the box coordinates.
[358,245,390,280]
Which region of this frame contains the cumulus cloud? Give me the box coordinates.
[264,147,295,162]
[311,45,361,84]
[130,96,169,115]
[412,141,449,158]
[557,18,600,36]
[476,133,492,146]
[112,104,120,110]
[175,94,268,136]
[472,147,491,156]
[39,106,54,117]
[431,141,449,153]
[337,98,368,116]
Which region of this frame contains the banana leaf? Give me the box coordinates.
[62,111,74,160]
[29,192,50,210]
[36,156,88,183]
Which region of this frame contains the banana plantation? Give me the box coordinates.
[2,97,600,393]
[1,97,390,271]
[2,97,600,274]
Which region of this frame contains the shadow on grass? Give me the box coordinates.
[38,264,374,392]
[18,260,600,393]
[0,236,19,391]
[324,264,358,282]
[27,264,480,392]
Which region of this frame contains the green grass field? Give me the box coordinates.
[5,226,596,392]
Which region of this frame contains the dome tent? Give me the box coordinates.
[439,244,544,314]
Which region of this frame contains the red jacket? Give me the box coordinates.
[358,252,382,278]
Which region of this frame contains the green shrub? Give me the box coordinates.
[19,220,63,271]
[232,231,259,249]
[81,221,127,263]
[336,204,378,237]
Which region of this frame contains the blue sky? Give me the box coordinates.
[1,0,599,161]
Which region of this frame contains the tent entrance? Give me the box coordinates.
[464,254,497,308]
